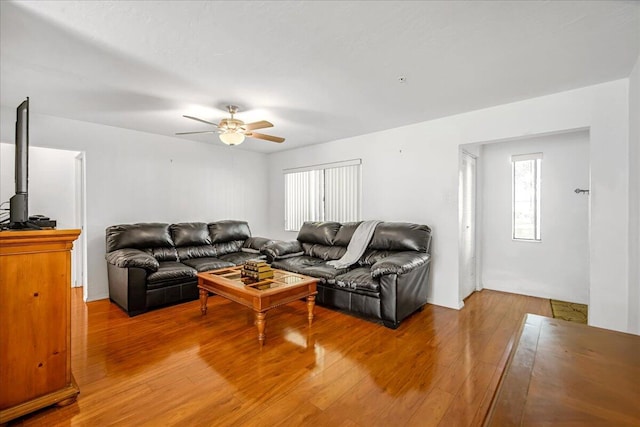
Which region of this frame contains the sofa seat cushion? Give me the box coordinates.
[218,252,266,265]
[333,267,381,297]
[302,243,347,261]
[177,245,217,261]
[181,257,234,272]
[147,262,197,289]
[243,236,275,251]
[273,256,348,282]
[302,263,349,282]
[272,256,325,275]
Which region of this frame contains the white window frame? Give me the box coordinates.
[511,153,542,241]
[284,159,362,231]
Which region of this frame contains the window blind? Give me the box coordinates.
[284,160,361,231]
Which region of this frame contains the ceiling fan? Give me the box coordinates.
[176,105,285,146]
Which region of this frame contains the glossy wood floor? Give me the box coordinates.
[10,288,552,426]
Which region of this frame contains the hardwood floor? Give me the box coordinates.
[9,288,552,426]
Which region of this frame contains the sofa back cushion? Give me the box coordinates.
[368,222,432,253]
[170,222,211,247]
[106,223,173,252]
[297,222,341,245]
[146,247,179,262]
[177,245,217,261]
[333,222,362,246]
[213,240,244,256]
[169,222,215,261]
[208,220,251,243]
[358,249,397,266]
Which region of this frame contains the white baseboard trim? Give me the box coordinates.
[427,298,464,310]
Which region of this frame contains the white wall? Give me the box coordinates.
[480,131,590,303]
[0,79,633,333]
[0,109,270,302]
[268,124,462,310]
[629,54,640,334]
[267,79,631,333]
[1,144,79,229]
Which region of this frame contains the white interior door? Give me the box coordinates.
[459,151,477,301]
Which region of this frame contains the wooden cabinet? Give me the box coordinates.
[0,229,81,424]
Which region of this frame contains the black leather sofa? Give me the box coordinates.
[263,221,432,329]
[105,220,272,316]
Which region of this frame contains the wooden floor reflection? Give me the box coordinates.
[9,288,551,426]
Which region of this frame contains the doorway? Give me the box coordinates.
[478,131,590,303]
[459,150,478,302]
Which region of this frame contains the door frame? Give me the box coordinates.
[459,149,479,306]
[74,152,88,301]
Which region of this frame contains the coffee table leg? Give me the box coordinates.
[307,295,316,326]
[199,289,209,315]
[255,311,266,346]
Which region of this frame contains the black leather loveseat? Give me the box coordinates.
[262,221,432,329]
[105,220,272,316]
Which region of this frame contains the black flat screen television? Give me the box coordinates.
[8,97,30,227]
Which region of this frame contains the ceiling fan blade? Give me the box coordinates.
[249,132,285,143]
[183,115,219,127]
[244,120,273,131]
[175,131,216,135]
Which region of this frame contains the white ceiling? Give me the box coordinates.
[1,1,638,153]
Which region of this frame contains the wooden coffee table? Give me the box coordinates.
[197,266,318,346]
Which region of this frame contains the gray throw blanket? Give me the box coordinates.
[327,220,382,269]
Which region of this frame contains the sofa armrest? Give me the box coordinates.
[106,248,159,272]
[262,240,303,262]
[242,236,276,253]
[371,252,431,279]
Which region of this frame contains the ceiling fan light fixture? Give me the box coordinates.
[219,131,245,146]
[180,105,283,144]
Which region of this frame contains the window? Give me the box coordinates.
[284,160,361,231]
[512,153,542,241]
